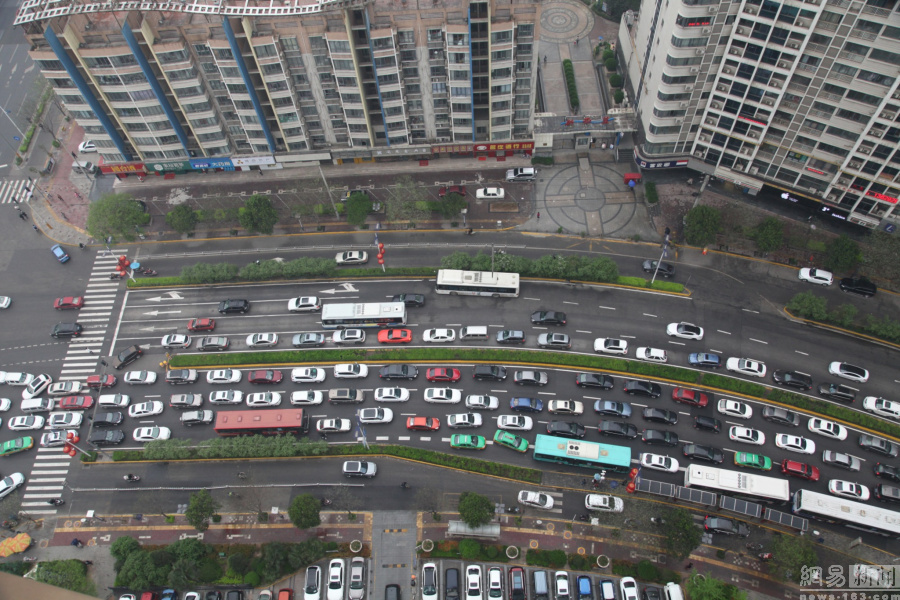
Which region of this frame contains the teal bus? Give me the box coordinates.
[532,434,632,473]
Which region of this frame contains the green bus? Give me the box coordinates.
[532,434,632,473]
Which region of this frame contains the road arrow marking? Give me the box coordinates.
[319,282,358,294]
[146,291,184,302]
[144,310,182,316]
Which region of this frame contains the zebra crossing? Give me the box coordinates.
[0,180,32,204]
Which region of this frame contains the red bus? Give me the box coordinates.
[214,409,310,437]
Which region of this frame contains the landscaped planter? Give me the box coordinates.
[506,546,519,560]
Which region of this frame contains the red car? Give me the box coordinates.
[438,185,466,197]
[188,318,216,332]
[248,369,283,384]
[426,367,461,383]
[781,459,820,481]
[54,296,84,310]
[378,328,412,344]
[406,416,440,431]
[671,388,709,407]
[86,374,117,389]
[58,396,95,410]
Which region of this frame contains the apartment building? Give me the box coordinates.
[15,0,538,173]
[618,0,900,227]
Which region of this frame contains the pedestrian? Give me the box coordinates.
[258,169,264,176]
[686,563,693,570]
[56,194,64,201]
[33,224,38,232]
[14,205,20,211]
[18,212,27,221]
[83,560,93,566]
[581,478,587,487]
[536,211,540,219]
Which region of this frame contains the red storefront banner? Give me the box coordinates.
[99,162,146,175]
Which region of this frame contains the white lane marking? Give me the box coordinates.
[621,335,636,339]
[537,391,557,396]
[668,341,685,346]
[710,349,723,353]
[563,301,578,305]
[576,330,592,334]
[523,297,540,301]
[742,309,759,314]
[717,330,731,335]
[795,350,809,356]
[598,306,616,310]
[749,338,768,345]
[643,313,657,318]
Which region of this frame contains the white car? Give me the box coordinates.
[48,412,83,429]
[335,251,368,265]
[0,399,10,412]
[5,373,34,387]
[475,187,505,199]
[22,373,52,399]
[0,473,25,500]
[46,381,84,396]
[640,453,680,472]
[518,490,554,510]
[465,395,499,410]
[334,364,369,379]
[8,415,45,431]
[729,426,765,445]
[863,396,900,420]
[716,399,753,419]
[498,415,533,431]
[0,297,8,309]
[829,480,870,501]
[288,296,321,312]
[585,493,625,513]
[207,369,243,384]
[359,407,394,424]
[292,367,327,383]
[423,328,456,343]
[209,390,243,404]
[129,401,164,418]
[124,371,157,385]
[285,392,321,408]
[161,334,192,349]
[619,578,638,600]
[327,559,345,600]
[726,357,767,378]
[448,413,483,428]
[636,347,668,363]
[317,419,352,433]
[807,417,848,440]
[775,433,816,454]
[133,426,171,442]
[374,387,410,402]
[246,392,282,407]
[40,429,76,447]
[666,322,704,340]
[246,333,279,348]
[466,566,483,600]
[548,400,584,416]
[594,338,628,355]
[828,361,869,383]
[98,394,131,408]
[424,388,462,404]
[332,329,366,345]
[78,140,97,153]
[422,564,438,600]
[799,268,833,286]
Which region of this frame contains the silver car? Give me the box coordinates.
[348,557,366,600]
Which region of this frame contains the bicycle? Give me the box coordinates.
[237,472,247,480]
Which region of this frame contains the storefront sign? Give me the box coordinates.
[866,190,899,204]
[635,158,690,169]
[231,156,276,166]
[148,160,192,173]
[433,142,535,153]
[190,158,234,169]
[372,147,431,156]
[100,162,146,174]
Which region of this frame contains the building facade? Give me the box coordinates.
[618,0,900,228]
[16,0,539,171]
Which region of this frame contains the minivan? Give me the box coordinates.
[21,398,54,413]
[532,571,549,600]
[662,583,684,600]
[445,568,460,600]
[875,484,900,503]
[506,167,536,182]
[459,326,489,341]
[72,160,98,175]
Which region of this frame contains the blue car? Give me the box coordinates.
[510,397,543,413]
[689,352,721,368]
[51,244,70,263]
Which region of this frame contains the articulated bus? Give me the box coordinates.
[532,434,632,474]
[435,269,520,298]
[792,489,900,537]
[683,464,791,503]
[214,409,310,437]
[320,302,407,329]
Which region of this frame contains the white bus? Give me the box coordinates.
[435,269,520,297]
[320,302,407,329]
[683,464,791,503]
[792,489,900,537]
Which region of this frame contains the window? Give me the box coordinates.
[201,62,219,75]
[857,70,894,87]
[281,37,299,52]
[262,63,283,75]
[193,43,211,56]
[213,48,234,60]
[84,56,112,68]
[140,104,166,116]
[870,49,900,66]
[671,35,708,48]
[158,49,188,64]
[106,91,130,102]
[328,40,351,54]
[111,54,137,67]
[518,24,534,37]
[255,44,277,58]
[398,30,414,45]
[831,63,858,77]
[175,86,204,98]
[131,89,156,101]
[125,122,150,132]
[661,73,697,85]
[666,55,702,66]
[168,68,197,81]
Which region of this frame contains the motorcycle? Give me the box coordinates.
[746,542,764,551]
[47,499,65,506]
[505,506,520,514]
[123,474,141,482]
[109,272,126,280]
[759,553,773,562]
[576,514,590,522]
[321,498,333,507]
[138,268,157,276]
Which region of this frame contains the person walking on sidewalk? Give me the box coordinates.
[18,212,27,221]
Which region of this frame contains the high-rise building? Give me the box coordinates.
[618,0,900,228]
[16,0,538,173]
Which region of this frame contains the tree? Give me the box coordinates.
[824,234,861,273]
[684,573,747,600]
[386,175,430,224]
[345,191,373,227]
[168,557,198,589]
[751,217,784,252]
[770,533,818,583]
[661,508,701,559]
[786,291,828,321]
[166,205,199,234]
[436,192,468,219]
[86,192,150,241]
[684,205,721,246]
[110,535,142,570]
[184,489,220,532]
[608,74,623,88]
[863,230,900,282]
[457,491,494,528]
[288,493,322,530]
[239,194,279,234]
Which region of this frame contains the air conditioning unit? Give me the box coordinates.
[694,151,705,158]
[706,118,716,125]
[708,6,716,13]
[744,7,757,14]
[748,131,759,138]
[838,178,851,185]
[762,98,774,106]
[684,85,694,91]
[788,42,799,49]
[680,102,688,108]
[797,19,807,27]
[881,112,896,120]
[676,118,684,124]
[730,48,741,56]
[771,80,782,88]
[750,166,759,175]
[717,84,728,92]
[723,67,734,74]
[741,147,752,155]
[827,194,837,201]
[778,61,789,69]
[711,101,722,109]
[736,27,746,36]
[702,28,711,34]
[871,130,883,137]
[695,49,705,56]
[849,161,862,169]
[690,67,699,73]
[699,134,709,142]
[860,147,871,154]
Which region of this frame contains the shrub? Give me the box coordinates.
[562,59,580,110]
[609,73,623,88]
[604,58,618,71]
[459,539,481,560]
[824,234,861,272]
[751,217,784,252]
[644,182,658,204]
[684,205,721,246]
[532,156,554,166]
[602,49,614,61]
[613,89,625,104]
[636,560,659,581]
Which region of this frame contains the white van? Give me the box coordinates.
[72,160,98,175]
[506,167,536,182]
[21,398,54,413]
[663,583,684,600]
[459,326,489,341]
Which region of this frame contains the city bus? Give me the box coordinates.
[435,269,520,298]
[532,434,632,473]
[320,302,407,329]
[792,489,900,537]
[683,464,791,503]
[214,409,310,437]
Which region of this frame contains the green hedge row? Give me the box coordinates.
[562,59,579,111]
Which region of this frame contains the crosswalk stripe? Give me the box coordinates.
[0,180,30,204]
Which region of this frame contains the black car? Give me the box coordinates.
[624,380,661,398]
[379,364,418,380]
[51,322,83,339]
[391,294,425,307]
[693,415,722,433]
[642,260,675,277]
[761,406,800,427]
[874,463,900,482]
[114,345,143,370]
[225,591,244,600]
[818,382,856,403]
[206,593,222,600]
[93,412,124,428]
[198,336,230,351]
[642,408,678,425]
[218,299,250,314]
[88,429,125,446]
[575,373,614,389]
[166,369,199,385]
[703,516,749,537]
[839,276,877,297]
[531,310,566,326]
[859,435,900,458]
[682,443,724,464]
[598,421,638,439]
[496,330,526,344]
[642,429,679,446]
[875,484,900,504]
[473,365,507,381]
[772,370,813,390]
[546,421,586,439]
[292,333,326,348]
[641,587,661,600]
[180,410,215,426]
